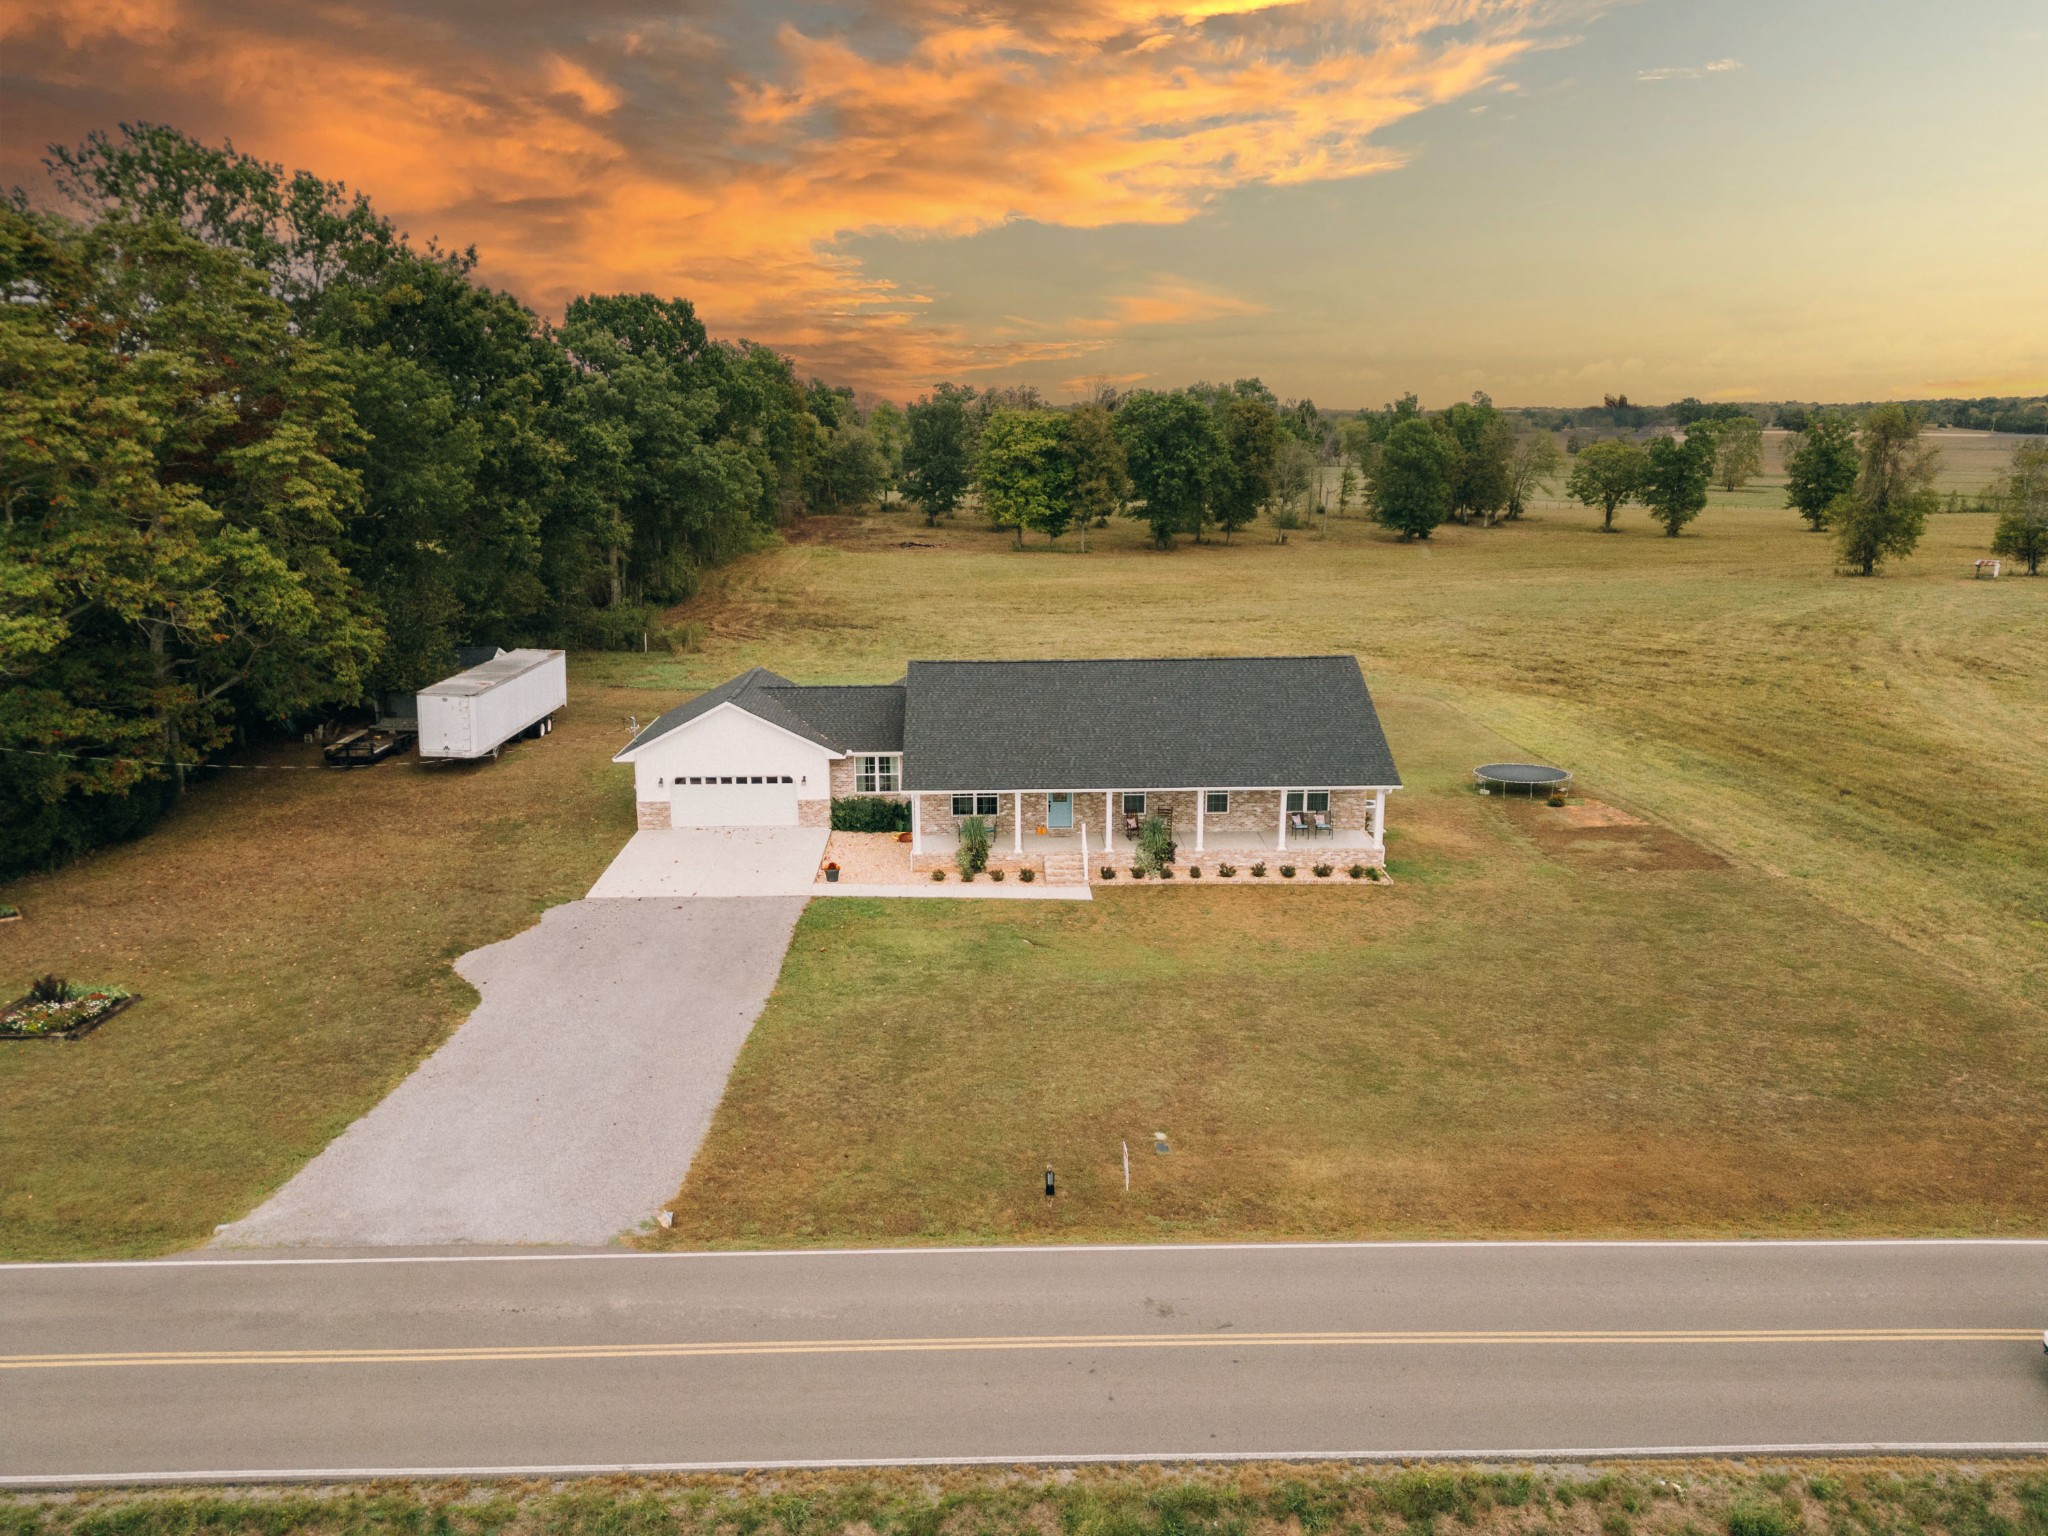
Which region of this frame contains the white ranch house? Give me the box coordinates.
[614,656,1401,866]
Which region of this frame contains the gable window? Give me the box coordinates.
[1122,792,1147,814]
[1285,790,1331,814]
[951,793,1000,817]
[856,754,900,793]
[1204,791,1230,814]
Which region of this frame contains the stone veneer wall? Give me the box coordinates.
[798,798,830,827]
[831,754,910,803]
[913,787,1384,843]
[637,799,671,830]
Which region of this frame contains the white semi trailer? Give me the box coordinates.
[416,649,567,761]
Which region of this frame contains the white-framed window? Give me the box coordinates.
[856,754,900,793]
[1122,792,1147,814]
[1205,791,1230,814]
[1286,790,1331,814]
[951,793,1000,818]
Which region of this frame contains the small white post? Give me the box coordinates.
[1196,790,1206,852]
[1370,789,1386,848]
[1013,790,1023,854]
[1278,789,1289,851]
[911,794,923,855]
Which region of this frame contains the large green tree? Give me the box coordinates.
[1438,393,1515,525]
[1989,440,2048,575]
[1640,427,1718,537]
[1783,412,1859,531]
[1505,431,1564,520]
[1371,417,1457,540]
[1063,401,1129,552]
[1213,395,1282,542]
[1115,390,1227,548]
[0,207,382,874]
[1714,415,1765,492]
[1566,438,1646,531]
[902,384,976,526]
[977,410,1074,546]
[1834,405,1937,576]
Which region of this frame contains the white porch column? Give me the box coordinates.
[911,794,923,855]
[1370,789,1386,846]
[1196,791,1205,852]
[1013,790,1023,854]
[1277,789,1289,851]
[1106,791,1115,849]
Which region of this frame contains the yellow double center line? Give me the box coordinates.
[0,1328,2027,1372]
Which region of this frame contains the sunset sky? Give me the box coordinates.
[3,0,2043,405]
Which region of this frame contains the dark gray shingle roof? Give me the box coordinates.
[899,656,1399,791]
[761,684,905,753]
[616,669,905,758]
[616,666,796,757]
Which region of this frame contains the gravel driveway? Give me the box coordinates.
[214,898,805,1248]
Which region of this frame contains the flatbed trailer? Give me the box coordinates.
[323,726,416,768]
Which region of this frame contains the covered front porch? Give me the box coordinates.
[907,786,1390,867]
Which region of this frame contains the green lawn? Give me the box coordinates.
[4,489,2043,1257]
[650,497,2046,1245]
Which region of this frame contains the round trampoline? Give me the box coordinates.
[1474,762,1574,796]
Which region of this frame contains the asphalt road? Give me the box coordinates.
[3,1240,2044,1484]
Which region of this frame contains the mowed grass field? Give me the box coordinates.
[651,492,2046,1245]
[2,472,2042,1256]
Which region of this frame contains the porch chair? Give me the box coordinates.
[1288,812,1311,838]
[1312,811,1333,838]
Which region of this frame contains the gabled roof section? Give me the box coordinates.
[899,656,1400,791]
[761,684,905,753]
[613,668,907,760]
[614,666,797,759]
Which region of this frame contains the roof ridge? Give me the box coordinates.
[905,654,1356,665]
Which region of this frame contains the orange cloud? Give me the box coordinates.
[2,0,1593,390]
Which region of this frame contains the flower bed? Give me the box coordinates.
[1,983,138,1041]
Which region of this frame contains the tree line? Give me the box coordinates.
[1,125,867,876]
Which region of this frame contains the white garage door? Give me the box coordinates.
[670,775,799,827]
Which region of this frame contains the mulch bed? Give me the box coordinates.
[0,989,139,1042]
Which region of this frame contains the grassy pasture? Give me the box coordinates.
[651,496,2046,1245]
[2,487,2042,1257]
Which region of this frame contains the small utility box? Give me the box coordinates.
[416,649,567,761]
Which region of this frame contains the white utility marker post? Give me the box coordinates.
[1278,790,1289,851]
[910,794,923,855]
[1014,790,1023,854]
[1196,791,1205,852]
[1371,789,1386,847]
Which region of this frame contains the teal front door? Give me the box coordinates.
[1047,792,1073,829]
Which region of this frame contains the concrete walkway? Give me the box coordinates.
[213,898,805,1248]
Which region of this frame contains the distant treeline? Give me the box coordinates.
[1495,392,2048,436]
[0,125,869,877]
